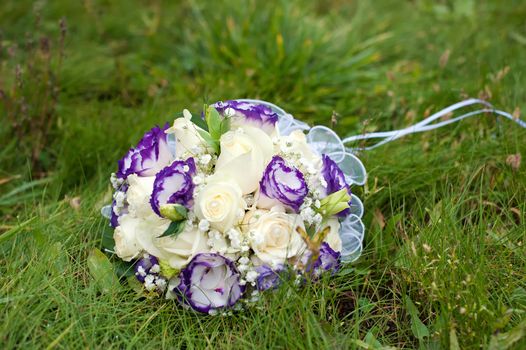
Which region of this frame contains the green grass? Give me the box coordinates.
[1,0,525,348]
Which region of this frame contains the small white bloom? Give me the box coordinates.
[192,175,203,185]
[300,207,316,225]
[136,265,146,277]
[224,107,236,117]
[246,270,258,283]
[150,264,160,274]
[110,173,123,189]
[227,228,243,249]
[313,213,323,225]
[301,197,313,209]
[207,230,228,254]
[198,219,210,232]
[155,277,167,290]
[113,191,126,207]
[199,154,212,165]
[144,275,156,291]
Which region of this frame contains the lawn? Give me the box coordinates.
[1,0,525,348]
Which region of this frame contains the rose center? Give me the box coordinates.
[267,223,289,247]
[223,133,252,155]
[206,198,224,217]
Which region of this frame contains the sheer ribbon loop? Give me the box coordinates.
[342,98,526,151]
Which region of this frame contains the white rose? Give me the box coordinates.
[323,218,342,252]
[167,111,209,158]
[214,126,273,194]
[125,174,156,218]
[113,213,167,261]
[243,209,307,266]
[194,179,247,232]
[152,225,210,270]
[113,210,209,270]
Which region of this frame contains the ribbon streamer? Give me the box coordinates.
[342,98,526,151]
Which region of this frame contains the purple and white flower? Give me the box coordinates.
[213,100,278,134]
[150,158,196,216]
[175,253,244,313]
[321,154,351,216]
[117,123,173,179]
[255,265,282,291]
[302,243,341,277]
[311,242,341,274]
[258,156,308,212]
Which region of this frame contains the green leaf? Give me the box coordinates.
[205,105,222,139]
[159,203,188,221]
[219,115,231,137]
[101,225,115,251]
[87,248,121,293]
[112,259,135,279]
[197,128,219,154]
[202,105,230,153]
[159,220,186,238]
[191,114,209,131]
[404,295,429,343]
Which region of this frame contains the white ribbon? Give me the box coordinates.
[343,98,526,150]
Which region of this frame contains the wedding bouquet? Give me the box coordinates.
[101,100,366,314]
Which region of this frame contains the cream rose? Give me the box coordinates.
[194,180,247,232]
[151,225,209,270]
[277,130,320,163]
[125,174,156,218]
[323,218,342,252]
[113,213,168,262]
[167,110,209,158]
[243,209,307,266]
[214,126,274,194]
